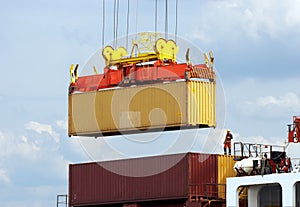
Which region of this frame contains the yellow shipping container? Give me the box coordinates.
[217,155,238,199]
[68,80,216,137]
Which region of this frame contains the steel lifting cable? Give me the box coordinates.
[155,0,157,40]
[113,0,120,48]
[113,0,116,48]
[135,0,139,40]
[175,0,178,42]
[115,0,119,47]
[126,0,130,49]
[165,0,168,39]
[102,0,105,48]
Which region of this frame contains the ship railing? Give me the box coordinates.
[189,183,226,201]
[233,142,285,160]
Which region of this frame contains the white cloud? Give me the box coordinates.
[285,0,300,28]
[0,185,67,207]
[222,77,300,149]
[0,169,10,183]
[234,134,284,146]
[188,29,212,45]
[16,140,41,161]
[0,120,79,206]
[0,131,14,158]
[256,93,300,108]
[186,0,300,45]
[239,0,300,39]
[21,135,27,143]
[56,120,67,131]
[0,118,86,164]
[243,92,300,117]
[225,77,300,117]
[25,121,60,143]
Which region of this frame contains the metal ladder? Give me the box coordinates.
[56,194,67,207]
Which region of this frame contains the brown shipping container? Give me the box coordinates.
[69,153,218,206]
[122,200,225,207]
[68,80,216,137]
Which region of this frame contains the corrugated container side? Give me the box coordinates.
[70,199,225,207]
[217,155,238,199]
[69,153,189,206]
[69,153,221,206]
[69,91,100,135]
[122,82,186,128]
[187,81,216,127]
[188,153,218,200]
[68,80,216,137]
[119,200,224,207]
[69,82,188,136]
[123,204,141,207]
[68,95,73,134]
[213,82,216,126]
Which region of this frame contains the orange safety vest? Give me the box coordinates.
[224,133,233,148]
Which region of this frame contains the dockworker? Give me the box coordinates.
[224,129,233,155]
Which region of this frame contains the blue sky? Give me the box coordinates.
[1,0,300,206]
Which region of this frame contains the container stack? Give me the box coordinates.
[69,153,237,207]
[67,33,224,206]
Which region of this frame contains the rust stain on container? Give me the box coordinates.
[68,80,216,137]
[69,153,219,206]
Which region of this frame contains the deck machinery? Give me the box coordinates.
[227,116,300,207]
[233,116,300,177]
[288,115,300,143]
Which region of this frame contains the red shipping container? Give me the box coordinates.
[69,153,218,206]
